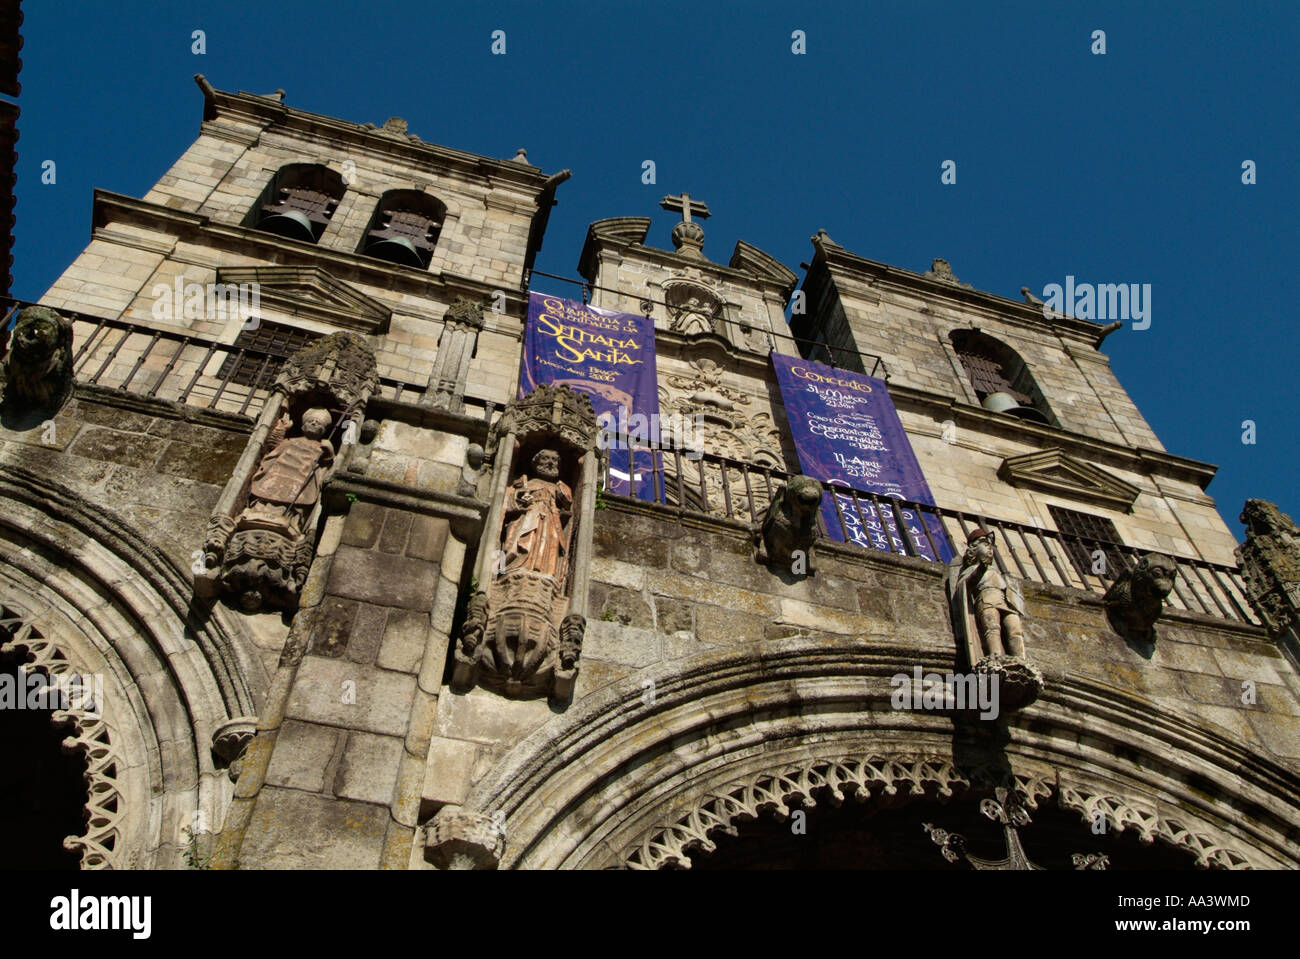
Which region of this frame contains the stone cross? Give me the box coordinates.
[659,193,711,223]
[660,193,711,257]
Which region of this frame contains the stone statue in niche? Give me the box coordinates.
[1103,553,1178,646]
[754,475,822,575]
[240,407,335,538]
[501,449,573,580]
[665,282,723,337]
[454,383,600,703]
[946,528,1043,709]
[0,305,75,414]
[197,331,378,614]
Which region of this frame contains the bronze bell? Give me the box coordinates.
[365,235,425,268]
[256,209,317,243]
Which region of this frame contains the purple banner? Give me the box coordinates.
[520,292,660,497]
[771,354,951,561]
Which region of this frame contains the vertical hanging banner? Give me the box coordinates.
[771,353,952,562]
[520,292,661,497]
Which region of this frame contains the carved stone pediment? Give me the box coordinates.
[728,240,798,295]
[215,265,392,334]
[998,449,1140,512]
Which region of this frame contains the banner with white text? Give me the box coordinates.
[771,353,952,561]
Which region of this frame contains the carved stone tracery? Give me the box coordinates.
[0,603,126,870]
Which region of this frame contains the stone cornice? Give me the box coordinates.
[807,238,1115,350]
[198,83,556,193]
[887,382,1221,491]
[578,224,798,300]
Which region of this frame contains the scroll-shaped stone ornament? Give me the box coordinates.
[753,475,822,576]
[195,332,378,613]
[0,305,75,415]
[1103,553,1178,646]
[454,384,600,703]
[946,528,1043,710]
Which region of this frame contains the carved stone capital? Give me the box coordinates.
[443,295,485,331]
[423,808,504,870]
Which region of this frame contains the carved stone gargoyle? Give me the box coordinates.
[454,384,600,704]
[0,305,75,415]
[945,528,1043,710]
[195,332,378,613]
[1103,553,1178,646]
[753,475,822,575]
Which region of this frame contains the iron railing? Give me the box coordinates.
[1,299,429,414]
[603,446,1261,627]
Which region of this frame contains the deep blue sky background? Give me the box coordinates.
[10,1,1298,537]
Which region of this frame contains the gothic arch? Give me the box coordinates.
[1,601,128,868]
[0,465,269,867]
[456,636,1300,869]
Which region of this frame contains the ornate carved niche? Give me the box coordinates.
[454,384,601,703]
[0,305,75,419]
[195,332,379,613]
[663,278,725,338]
[658,350,784,518]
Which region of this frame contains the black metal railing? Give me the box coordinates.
[603,446,1261,627]
[1,299,428,413]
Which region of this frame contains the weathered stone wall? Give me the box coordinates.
[416,497,1300,869]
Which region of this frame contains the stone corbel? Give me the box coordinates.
[423,806,504,870]
[453,384,600,704]
[211,716,258,783]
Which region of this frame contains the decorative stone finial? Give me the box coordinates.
[660,193,711,259]
[1236,499,1300,639]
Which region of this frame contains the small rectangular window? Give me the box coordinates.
[1048,505,1127,580]
[216,321,319,390]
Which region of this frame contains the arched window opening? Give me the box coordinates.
[247,163,346,244]
[949,329,1054,425]
[359,190,446,269]
[0,644,90,869]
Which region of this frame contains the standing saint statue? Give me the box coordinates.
[240,406,336,537]
[499,448,573,583]
[945,527,1043,709]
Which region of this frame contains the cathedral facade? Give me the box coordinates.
[1,79,1298,870]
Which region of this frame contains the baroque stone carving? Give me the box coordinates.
[1103,553,1178,645]
[946,528,1043,710]
[1235,499,1300,638]
[197,332,378,613]
[664,280,724,337]
[0,305,75,412]
[423,807,504,870]
[426,296,486,413]
[923,257,972,289]
[659,356,784,517]
[753,475,822,575]
[456,384,600,701]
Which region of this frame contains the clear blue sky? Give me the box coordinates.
[11,1,1299,536]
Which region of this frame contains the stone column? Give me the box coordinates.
[423,296,485,413]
